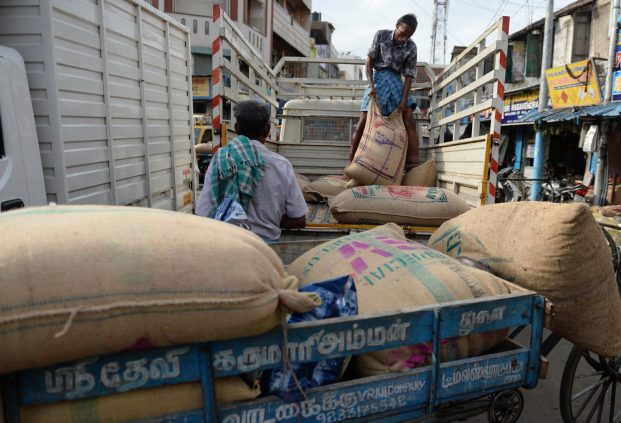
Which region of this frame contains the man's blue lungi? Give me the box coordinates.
[360,68,416,116]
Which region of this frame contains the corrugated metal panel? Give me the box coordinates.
[520,103,621,123]
[0,0,194,211]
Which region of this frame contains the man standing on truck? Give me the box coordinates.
[196,100,307,241]
[350,13,419,170]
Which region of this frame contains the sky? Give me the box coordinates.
[311,0,577,64]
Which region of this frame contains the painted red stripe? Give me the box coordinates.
[502,16,510,35]
[212,67,220,85]
[493,132,501,142]
[490,159,499,174]
[212,95,220,108]
[212,37,221,55]
[497,82,505,100]
[495,110,503,123]
[489,183,497,197]
[213,4,221,22]
[499,51,507,70]
[213,115,221,127]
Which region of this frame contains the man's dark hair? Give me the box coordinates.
[233,100,271,139]
[397,13,418,31]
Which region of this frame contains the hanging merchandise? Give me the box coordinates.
[583,125,600,153]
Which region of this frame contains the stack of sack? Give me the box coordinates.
[287,223,513,377]
[429,202,621,357]
[0,205,320,422]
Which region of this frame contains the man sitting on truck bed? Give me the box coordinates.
[350,13,419,170]
[196,100,307,241]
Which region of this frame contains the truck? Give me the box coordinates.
[0,0,195,213]
[210,5,509,210]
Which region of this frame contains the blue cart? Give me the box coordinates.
[1,280,546,423]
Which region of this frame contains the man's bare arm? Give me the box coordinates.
[280,215,306,229]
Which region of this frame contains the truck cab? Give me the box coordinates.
[0,47,46,211]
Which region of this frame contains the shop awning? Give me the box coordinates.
[518,102,621,124]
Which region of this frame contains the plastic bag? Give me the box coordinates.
[213,196,250,230]
[265,274,358,401]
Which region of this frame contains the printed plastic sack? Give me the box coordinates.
[266,275,358,401]
[345,99,407,186]
[287,224,511,377]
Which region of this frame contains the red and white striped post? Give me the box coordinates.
[486,16,509,205]
[211,4,223,151]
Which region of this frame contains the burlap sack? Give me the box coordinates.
[429,202,621,357]
[330,185,471,226]
[403,159,437,187]
[302,175,349,202]
[345,99,406,186]
[0,205,320,374]
[19,376,258,422]
[287,224,511,376]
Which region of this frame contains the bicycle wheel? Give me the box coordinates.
[560,346,621,422]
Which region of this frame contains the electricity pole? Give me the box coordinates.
[529,0,554,200]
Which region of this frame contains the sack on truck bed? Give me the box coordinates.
[402,159,437,187]
[330,185,471,226]
[303,175,349,202]
[0,205,320,374]
[287,224,511,377]
[345,99,407,186]
[428,202,621,357]
[18,376,259,423]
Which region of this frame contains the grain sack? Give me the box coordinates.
[303,175,349,202]
[330,185,471,226]
[287,224,511,376]
[345,99,406,186]
[0,205,320,374]
[428,202,621,357]
[403,159,437,187]
[19,376,258,423]
[296,173,310,191]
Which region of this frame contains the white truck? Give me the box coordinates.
[0,0,195,213]
[210,5,509,209]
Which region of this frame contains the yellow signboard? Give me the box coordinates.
[192,77,210,97]
[545,59,601,109]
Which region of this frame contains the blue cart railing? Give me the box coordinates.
[1,280,545,423]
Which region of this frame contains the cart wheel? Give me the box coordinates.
[487,389,524,423]
[560,346,621,422]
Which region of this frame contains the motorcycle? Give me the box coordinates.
[540,177,588,203]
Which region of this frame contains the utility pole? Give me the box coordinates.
[529,0,554,200]
[594,0,621,205]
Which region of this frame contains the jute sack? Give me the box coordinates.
[403,159,437,187]
[428,202,621,357]
[287,224,511,377]
[0,205,320,374]
[303,175,349,202]
[19,377,258,423]
[344,99,407,186]
[330,185,470,226]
